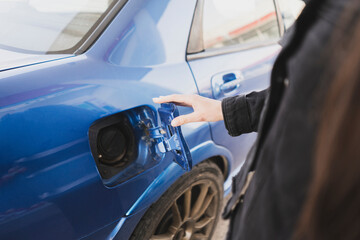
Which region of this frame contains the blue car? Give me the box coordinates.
[0,0,303,239]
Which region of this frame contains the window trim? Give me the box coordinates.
[187,0,285,61]
[42,0,128,55]
[187,39,279,60]
[186,0,204,54]
[274,0,285,35]
[73,0,128,55]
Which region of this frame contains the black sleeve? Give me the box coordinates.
[221,89,269,136]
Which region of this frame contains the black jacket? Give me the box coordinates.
[222,0,351,239]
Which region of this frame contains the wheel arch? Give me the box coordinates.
[207,155,229,180]
[125,140,233,217]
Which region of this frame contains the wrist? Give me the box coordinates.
[215,100,223,121]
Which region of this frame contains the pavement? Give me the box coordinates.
[212,195,230,240]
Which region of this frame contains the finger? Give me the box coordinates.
[171,112,199,126]
[153,94,188,103]
[152,94,193,107]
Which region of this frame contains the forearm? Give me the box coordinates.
[222,89,269,136]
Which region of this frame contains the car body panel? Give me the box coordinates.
[0,58,202,239]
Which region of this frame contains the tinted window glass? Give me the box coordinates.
[0,0,115,54]
[203,0,280,50]
[277,0,305,30]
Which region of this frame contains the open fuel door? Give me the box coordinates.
[157,103,192,171]
[89,103,192,186]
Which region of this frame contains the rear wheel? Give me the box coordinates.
[130,161,224,240]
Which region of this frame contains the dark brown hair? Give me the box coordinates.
[295,2,360,239]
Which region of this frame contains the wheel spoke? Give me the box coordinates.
[183,189,191,220]
[150,233,174,240]
[172,201,182,228]
[193,192,215,220]
[194,216,214,230]
[191,184,209,218]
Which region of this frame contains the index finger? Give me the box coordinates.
[152,94,193,107]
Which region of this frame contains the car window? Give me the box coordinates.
[0,0,115,54]
[277,0,305,30]
[203,0,280,50]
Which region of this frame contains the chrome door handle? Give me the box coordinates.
[211,71,244,99]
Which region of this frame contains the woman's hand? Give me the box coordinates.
[152,94,223,126]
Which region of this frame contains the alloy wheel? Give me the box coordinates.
[150,180,219,240]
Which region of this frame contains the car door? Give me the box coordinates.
[187,0,283,174]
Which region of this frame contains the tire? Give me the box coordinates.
[130,161,224,240]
